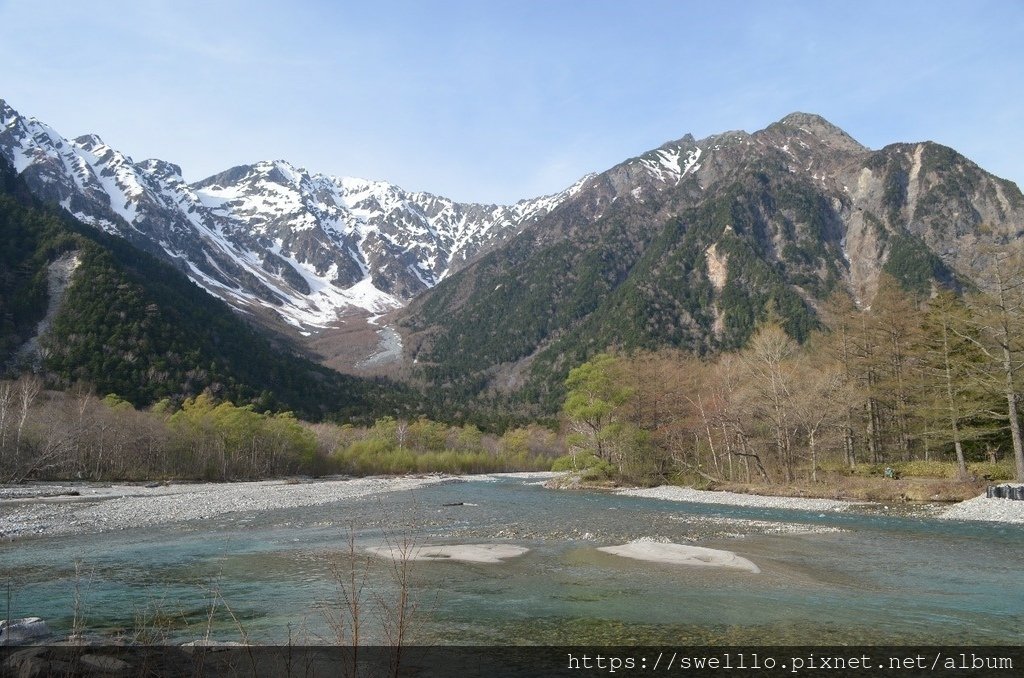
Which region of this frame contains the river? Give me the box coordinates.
[2,475,1022,645]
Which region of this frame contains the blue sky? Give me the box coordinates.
[2,0,1021,204]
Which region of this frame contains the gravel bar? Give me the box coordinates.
[0,476,452,541]
[622,485,1024,525]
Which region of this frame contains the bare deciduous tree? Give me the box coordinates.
[740,323,799,482]
[962,242,1024,479]
[15,375,41,454]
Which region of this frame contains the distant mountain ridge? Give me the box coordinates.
[0,99,586,332]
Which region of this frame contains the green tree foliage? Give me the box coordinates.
[882,231,958,296]
[168,394,316,479]
[0,162,77,366]
[324,416,555,475]
[2,384,556,481]
[560,353,659,481]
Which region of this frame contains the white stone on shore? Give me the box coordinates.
[597,540,760,573]
[366,543,529,564]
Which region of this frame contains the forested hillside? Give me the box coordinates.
[0,156,414,422]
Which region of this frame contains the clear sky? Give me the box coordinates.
[2,0,1021,204]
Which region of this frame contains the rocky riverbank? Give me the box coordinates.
[615,485,853,512]
[938,492,1024,524]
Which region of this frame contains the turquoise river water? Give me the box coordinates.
[2,475,1022,645]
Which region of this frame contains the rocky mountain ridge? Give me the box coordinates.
[0,99,586,333]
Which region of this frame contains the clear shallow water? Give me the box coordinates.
[2,476,1023,645]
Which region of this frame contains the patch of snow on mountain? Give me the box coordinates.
[1,113,37,173]
[70,138,142,224]
[343,277,403,316]
[682,147,702,175]
[195,183,242,209]
[639,145,702,185]
[657,147,682,177]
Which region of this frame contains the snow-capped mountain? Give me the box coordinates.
[0,99,587,332]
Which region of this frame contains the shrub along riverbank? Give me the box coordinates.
[0,383,560,482]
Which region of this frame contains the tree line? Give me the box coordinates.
[560,246,1024,486]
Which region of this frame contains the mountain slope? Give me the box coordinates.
[398,113,1024,411]
[0,99,585,335]
[0,155,413,421]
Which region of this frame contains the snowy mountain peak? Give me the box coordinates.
[636,136,703,185]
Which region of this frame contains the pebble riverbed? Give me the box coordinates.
[937,493,1024,523]
[615,485,853,512]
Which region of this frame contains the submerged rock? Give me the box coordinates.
[0,617,51,645]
